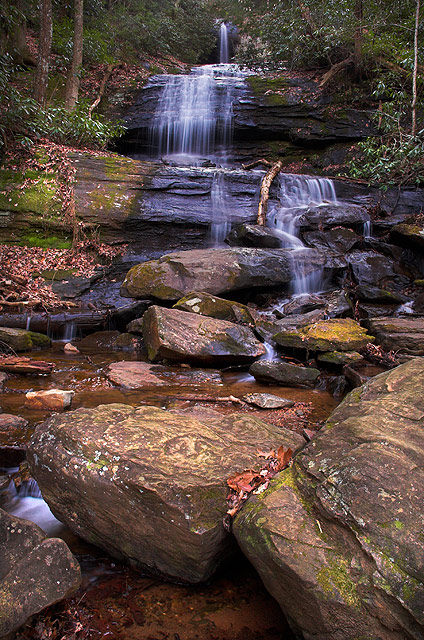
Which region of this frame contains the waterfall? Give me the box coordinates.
[149,65,245,159]
[268,174,338,294]
[220,23,229,64]
[210,170,231,245]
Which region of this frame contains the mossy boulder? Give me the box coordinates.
[121,247,324,301]
[28,403,303,584]
[234,358,424,640]
[0,327,51,352]
[142,305,265,365]
[173,291,258,325]
[273,318,373,353]
[317,351,363,367]
[390,220,424,251]
[0,508,81,637]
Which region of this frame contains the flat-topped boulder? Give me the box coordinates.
[27,403,303,584]
[273,318,373,352]
[299,204,369,231]
[142,305,266,364]
[234,358,424,640]
[225,224,282,248]
[363,316,424,355]
[390,220,424,251]
[121,247,325,301]
[172,291,258,325]
[107,361,222,388]
[249,360,320,388]
[0,327,51,352]
[0,508,81,637]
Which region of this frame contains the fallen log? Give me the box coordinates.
[0,357,54,375]
[319,55,354,89]
[174,394,245,405]
[257,160,283,225]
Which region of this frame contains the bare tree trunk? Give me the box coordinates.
[33,0,52,106]
[257,161,283,225]
[412,0,420,136]
[354,0,363,80]
[65,0,84,110]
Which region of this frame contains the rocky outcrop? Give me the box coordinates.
[142,305,265,364]
[121,247,324,301]
[107,361,222,388]
[234,358,424,640]
[249,360,320,387]
[363,317,424,355]
[273,318,373,352]
[28,403,303,584]
[0,508,81,637]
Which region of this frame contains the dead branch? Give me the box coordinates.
[174,394,245,405]
[242,158,274,170]
[319,55,354,90]
[88,63,118,118]
[257,160,283,226]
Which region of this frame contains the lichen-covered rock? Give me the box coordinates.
[173,291,257,325]
[234,358,424,640]
[107,361,222,388]
[0,328,51,352]
[0,508,81,637]
[121,247,324,301]
[390,220,424,251]
[27,404,303,584]
[317,351,363,367]
[142,305,265,364]
[249,360,320,387]
[363,317,424,355]
[273,318,373,352]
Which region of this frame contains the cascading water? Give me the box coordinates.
[220,23,229,64]
[149,64,245,160]
[268,174,338,294]
[210,170,231,245]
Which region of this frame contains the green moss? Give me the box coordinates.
[0,168,61,216]
[317,556,362,609]
[246,75,289,106]
[19,233,72,249]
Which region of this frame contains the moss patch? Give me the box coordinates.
[246,75,289,106]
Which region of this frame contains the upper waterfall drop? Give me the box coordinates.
[220,23,229,64]
[149,64,246,160]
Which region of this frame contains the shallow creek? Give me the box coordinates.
[2,341,339,639]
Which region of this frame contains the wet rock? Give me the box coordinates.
[390,220,424,251]
[303,227,360,253]
[172,291,257,325]
[28,403,303,584]
[225,224,282,248]
[0,414,29,444]
[299,204,369,232]
[234,358,424,640]
[142,305,266,365]
[249,361,320,388]
[255,310,325,343]
[273,318,373,352]
[107,361,222,388]
[51,272,103,299]
[77,331,121,349]
[25,390,74,411]
[317,351,363,367]
[0,508,81,637]
[0,327,51,352]
[121,247,324,301]
[281,294,325,316]
[64,343,80,354]
[354,285,407,304]
[110,300,152,332]
[363,317,424,355]
[322,289,352,318]
[113,332,145,351]
[242,393,295,409]
[347,250,409,290]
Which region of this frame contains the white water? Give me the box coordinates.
[210,170,232,245]
[363,220,373,238]
[220,23,229,64]
[149,64,245,159]
[268,174,338,295]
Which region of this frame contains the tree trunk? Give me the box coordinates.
[353,0,363,80]
[412,0,420,136]
[65,0,84,110]
[33,0,52,106]
[257,161,283,226]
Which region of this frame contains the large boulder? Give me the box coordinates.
[120,247,325,301]
[390,220,424,251]
[27,404,303,584]
[0,508,81,637]
[249,360,320,388]
[363,317,424,355]
[172,291,258,325]
[142,305,266,364]
[0,328,51,352]
[234,358,424,640]
[273,318,373,352]
[347,250,409,290]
